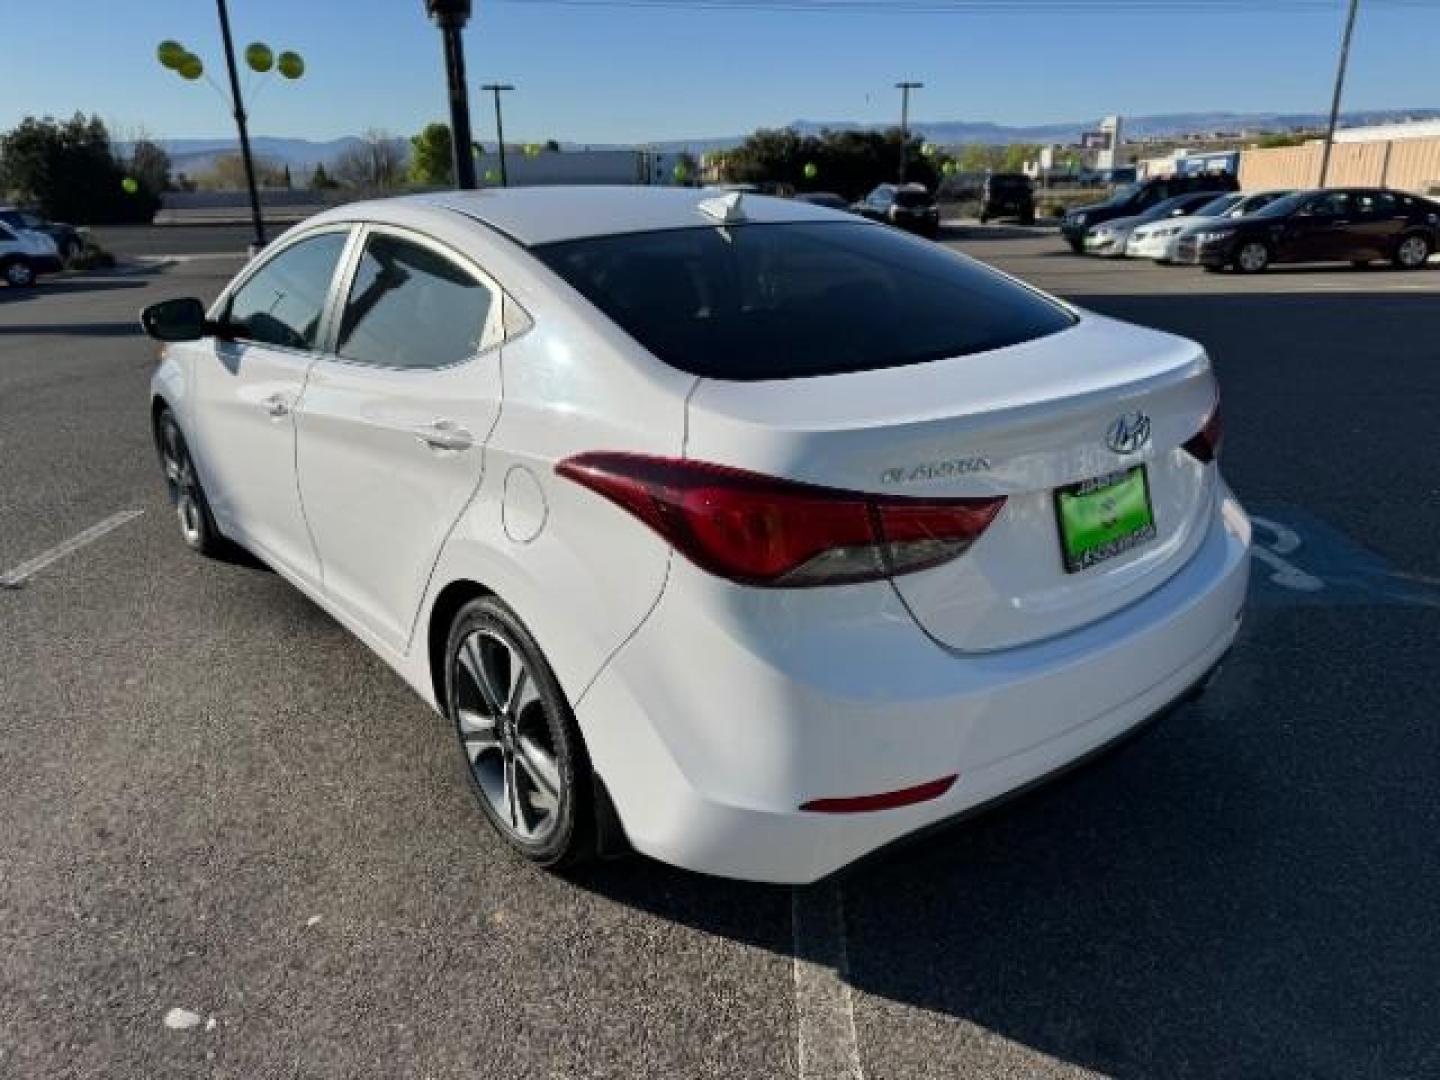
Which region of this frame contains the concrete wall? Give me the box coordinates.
[1239,138,1440,194]
[472,150,646,186]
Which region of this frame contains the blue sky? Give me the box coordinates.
[6,0,1439,144]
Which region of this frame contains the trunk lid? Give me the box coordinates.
[683,315,1218,651]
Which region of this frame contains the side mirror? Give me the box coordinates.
[140,297,209,342]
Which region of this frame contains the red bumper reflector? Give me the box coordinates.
[800,774,958,814]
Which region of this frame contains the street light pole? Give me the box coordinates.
[423,0,477,189]
[214,0,266,250]
[895,81,924,184]
[482,84,514,186]
[1318,0,1360,188]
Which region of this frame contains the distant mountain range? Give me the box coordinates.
[151,107,1440,172]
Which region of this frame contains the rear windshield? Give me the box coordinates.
[533,221,1075,381]
[894,189,933,208]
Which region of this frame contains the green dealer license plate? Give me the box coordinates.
[1055,466,1157,573]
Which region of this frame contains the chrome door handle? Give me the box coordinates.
[413,419,474,452]
[261,393,290,418]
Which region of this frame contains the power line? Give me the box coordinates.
[492,0,1434,10]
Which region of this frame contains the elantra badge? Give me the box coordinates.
[1105,411,1151,455]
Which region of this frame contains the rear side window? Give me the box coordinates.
[337,233,494,370]
[533,221,1075,381]
[228,231,348,350]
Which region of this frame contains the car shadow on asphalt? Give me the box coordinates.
[0,320,143,337]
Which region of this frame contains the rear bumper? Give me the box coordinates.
[576,488,1252,884]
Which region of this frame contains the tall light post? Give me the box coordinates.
[482,84,515,186]
[156,7,305,254]
[895,81,924,183]
[1318,0,1361,188]
[212,1,265,249]
[423,0,477,190]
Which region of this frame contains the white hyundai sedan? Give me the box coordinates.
[141,187,1250,884]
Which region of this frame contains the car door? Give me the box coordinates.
[1352,191,1405,259]
[190,226,353,587]
[1284,191,1357,263]
[294,225,507,654]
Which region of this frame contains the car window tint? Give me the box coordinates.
[228,232,347,350]
[0,223,15,242]
[1304,192,1350,216]
[534,221,1075,381]
[336,233,493,370]
[894,190,932,208]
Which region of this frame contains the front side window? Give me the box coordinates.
[1302,192,1351,217]
[534,221,1076,381]
[336,233,494,370]
[227,231,348,350]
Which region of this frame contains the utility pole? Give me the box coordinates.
[214,0,266,251]
[423,0,477,189]
[895,81,924,184]
[482,84,515,186]
[1318,0,1360,188]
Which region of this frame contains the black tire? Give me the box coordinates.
[1019,211,1036,226]
[1233,240,1271,274]
[1393,232,1431,270]
[155,408,228,557]
[445,596,595,869]
[62,239,82,265]
[2,256,36,288]
[1066,238,1085,254]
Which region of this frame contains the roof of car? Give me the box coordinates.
[394,185,851,247]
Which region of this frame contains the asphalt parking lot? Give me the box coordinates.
[3,222,1439,1079]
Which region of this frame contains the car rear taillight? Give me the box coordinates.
[1182,395,1223,463]
[556,453,1005,588]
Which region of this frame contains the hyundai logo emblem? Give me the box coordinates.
[1105,411,1152,455]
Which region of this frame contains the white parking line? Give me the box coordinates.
[792,882,864,1080]
[0,510,145,589]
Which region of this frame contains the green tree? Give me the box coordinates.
[1256,132,1312,149]
[309,162,338,189]
[721,126,937,199]
[409,122,454,186]
[0,113,156,223]
[544,138,561,152]
[126,138,172,195]
[1000,143,1039,173]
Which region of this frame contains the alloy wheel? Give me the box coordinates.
[452,627,564,845]
[5,261,34,287]
[159,416,204,547]
[1397,236,1429,269]
[1237,243,1269,273]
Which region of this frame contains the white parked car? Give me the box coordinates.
[142,187,1250,884]
[1084,190,1227,257]
[0,219,62,286]
[1126,190,1295,263]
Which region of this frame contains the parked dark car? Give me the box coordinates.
[1175,187,1440,273]
[0,208,82,263]
[793,192,851,212]
[1061,173,1240,252]
[979,173,1035,224]
[853,183,940,238]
